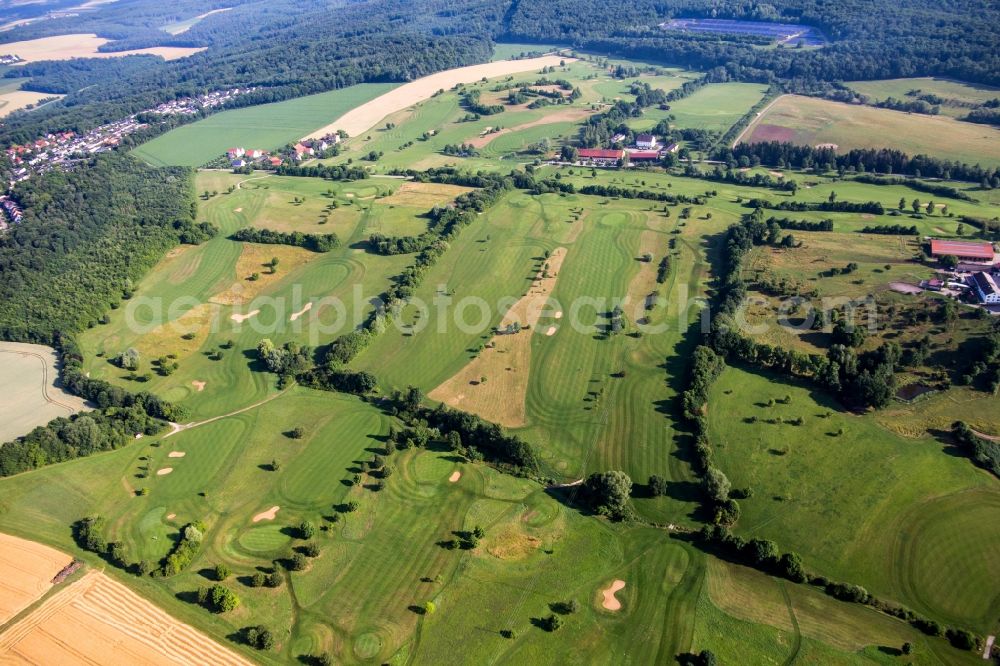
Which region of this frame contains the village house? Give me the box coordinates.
[635,133,657,149]
[969,271,1000,304]
[664,142,680,153]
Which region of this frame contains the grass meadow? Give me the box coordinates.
[131,83,398,167]
[846,77,1000,119]
[743,94,1000,167]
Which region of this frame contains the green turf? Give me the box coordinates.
[846,77,1000,119]
[131,83,398,167]
[665,82,769,132]
[707,366,1000,635]
[492,43,564,61]
[743,94,1000,168]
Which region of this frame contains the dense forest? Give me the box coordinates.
[0,154,197,343]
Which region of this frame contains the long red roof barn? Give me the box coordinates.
[930,239,994,260]
[578,148,623,160]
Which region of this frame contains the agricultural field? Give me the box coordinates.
[741,94,1000,167]
[132,83,399,167]
[846,77,1000,119]
[0,341,89,442]
[316,57,739,174]
[658,82,768,132]
[0,33,204,63]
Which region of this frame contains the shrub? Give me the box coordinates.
[244,625,275,651]
[208,585,240,613]
[214,563,230,581]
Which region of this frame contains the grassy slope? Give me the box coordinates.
[78,172,414,420]
[707,366,1000,636]
[846,77,1000,119]
[744,94,1000,167]
[131,83,398,167]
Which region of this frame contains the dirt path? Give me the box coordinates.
[731,95,782,148]
[164,388,290,439]
[236,174,271,190]
[984,635,995,659]
[304,55,574,140]
[971,428,1000,442]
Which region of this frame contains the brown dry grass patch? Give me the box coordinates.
[428,248,567,427]
[485,525,541,560]
[211,243,317,305]
[0,571,253,664]
[131,302,218,361]
[468,108,596,148]
[0,533,74,624]
[379,182,473,208]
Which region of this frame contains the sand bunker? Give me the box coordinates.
[233,207,243,213]
[0,571,253,665]
[0,532,75,624]
[545,326,557,336]
[290,302,313,321]
[601,579,626,611]
[156,468,173,476]
[448,471,461,483]
[305,55,574,140]
[166,513,176,520]
[252,506,280,523]
[191,380,206,392]
[554,311,563,319]
[429,248,567,427]
[167,451,186,458]
[230,309,260,323]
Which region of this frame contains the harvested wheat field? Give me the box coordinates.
[379,182,473,208]
[0,91,62,118]
[0,341,90,442]
[0,533,74,624]
[305,55,574,140]
[0,571,253,665]
[211,243,317,306]
[429,247,567,427]
[2,34,205,64]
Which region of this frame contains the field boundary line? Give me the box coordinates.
[731,94,784,147]
[0,347,82,414]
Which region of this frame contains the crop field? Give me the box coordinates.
[743,94,1000,167]
[846,77,1000,119]
[0,33,204,64]
[131,83,399,167]
[0,341,90,442]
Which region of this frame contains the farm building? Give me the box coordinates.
[635,133,657,149]
[969,271,1000,304]
[930,239,995,262]
[664,142,679,153]
[627,150,661,162]
[578,148,624,165]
